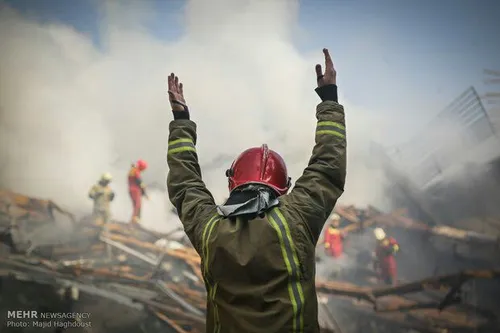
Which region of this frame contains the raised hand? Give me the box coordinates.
[315,48,336,87]
[167,73,187,112]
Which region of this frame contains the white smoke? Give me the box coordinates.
[0,0,390,232]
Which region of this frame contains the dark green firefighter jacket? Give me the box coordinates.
[167,98,346,333]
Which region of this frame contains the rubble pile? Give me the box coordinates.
[1,189,500,333]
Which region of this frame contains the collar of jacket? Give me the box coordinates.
[217,184,279,218]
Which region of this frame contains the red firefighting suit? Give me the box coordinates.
[374,237,399,285]
[128,164,146,223]
[323,225,344,257]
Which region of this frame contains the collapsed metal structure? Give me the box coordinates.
[381,79,500,229]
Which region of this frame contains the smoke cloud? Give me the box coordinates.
[0,0,390,232]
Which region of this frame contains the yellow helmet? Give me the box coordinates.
[100,172,112,182]
[330,213,340,221]
[374,227,386,241]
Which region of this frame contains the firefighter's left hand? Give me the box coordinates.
[315,48,336,87]
[167,73,187,112]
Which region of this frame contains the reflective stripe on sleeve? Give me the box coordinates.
[202,214,221,275]
[316,121,345,138]
[168,138,196,155]
[267,208,305,332]
[201,214,221,332]
[211,282,221,333]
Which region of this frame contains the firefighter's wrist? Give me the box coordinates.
[315,84,338,102]
[172,110,190,120]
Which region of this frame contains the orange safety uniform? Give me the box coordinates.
[374,236,399,285]
[323,224,344,257]
[128,160,147,224]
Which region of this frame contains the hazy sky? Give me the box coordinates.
[1,0,499,231]
[5,0,500,140]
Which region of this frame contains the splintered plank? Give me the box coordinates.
[317,269,500,331]
[0,189,75,223]
[154,310,190,333]
[103,233,201,264]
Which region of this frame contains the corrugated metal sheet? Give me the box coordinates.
[390,86,499,188]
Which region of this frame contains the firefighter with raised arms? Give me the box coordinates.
[166,48,347,332]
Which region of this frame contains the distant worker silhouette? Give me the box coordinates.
[128,159,149,225]
[88,172,115,226]
[166,48,347,333]
[373,227,400,286]
[323,213,345,258]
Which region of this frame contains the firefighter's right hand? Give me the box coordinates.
[167,73,187,112]
[315,48,336,87]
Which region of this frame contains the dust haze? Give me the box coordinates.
[1,0,392,232]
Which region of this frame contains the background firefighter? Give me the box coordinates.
[166,48,347,332]
[323,213,345,258]
[88,173,115,225]
[128,159,148,225]
[373,227,400,285]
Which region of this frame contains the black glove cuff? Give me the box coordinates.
[315,84,338,102]
[172,111,190,120]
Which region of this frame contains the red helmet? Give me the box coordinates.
[226,144,291,196]
[136,159,148,171]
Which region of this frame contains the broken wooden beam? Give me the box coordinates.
[102,233,201,264]
[371,270,500,298]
